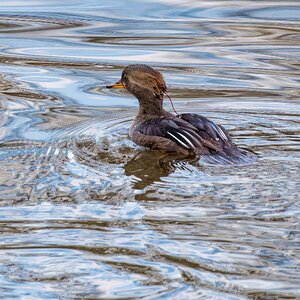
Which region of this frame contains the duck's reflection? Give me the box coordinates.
[123,150,195,190]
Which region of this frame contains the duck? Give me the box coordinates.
[107,64,253,163]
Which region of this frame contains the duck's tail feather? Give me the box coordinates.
[199,149,257,165]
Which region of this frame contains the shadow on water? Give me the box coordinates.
[124,151,198,190]
[0,0,300,299]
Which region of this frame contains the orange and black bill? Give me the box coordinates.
[106,81,124,89]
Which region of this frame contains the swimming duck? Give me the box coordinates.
[107,64,252,163]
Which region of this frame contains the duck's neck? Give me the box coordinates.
[138,98,165,117]
[133,88,170,118]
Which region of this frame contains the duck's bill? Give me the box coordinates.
[106,81,124,89]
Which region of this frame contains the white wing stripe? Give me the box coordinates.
[176,132,195,149]
[167,131,190,149]
[182,130,199,144]
[212,124,228,141]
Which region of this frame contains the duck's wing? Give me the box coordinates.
[134,116,224,154]
[133,114,254,163]
[178,113,232,144]
[133,117,192,153]
[178,113,255,163]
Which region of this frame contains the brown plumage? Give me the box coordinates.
[107,64,253,163]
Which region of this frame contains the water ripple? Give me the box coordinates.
[0,0,299,299]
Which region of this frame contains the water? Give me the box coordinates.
[0,0,299,298]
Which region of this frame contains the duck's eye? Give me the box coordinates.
[122,75,129,85]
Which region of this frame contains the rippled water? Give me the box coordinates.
[0,0,299,299]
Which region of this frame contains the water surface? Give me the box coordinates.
[0,0,299,299]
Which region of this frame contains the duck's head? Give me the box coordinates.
[107,64,167,100]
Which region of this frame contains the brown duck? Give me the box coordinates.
[107,64,253,163]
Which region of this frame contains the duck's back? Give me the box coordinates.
[130,113,254,164]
